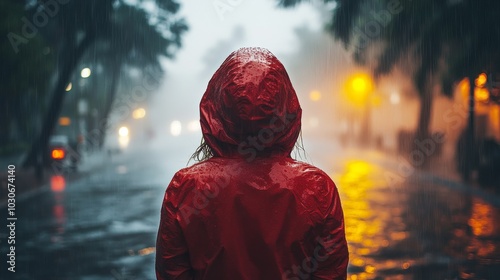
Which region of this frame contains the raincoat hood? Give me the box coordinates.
[200,47,302,159]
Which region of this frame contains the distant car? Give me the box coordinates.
[48,135,79,172]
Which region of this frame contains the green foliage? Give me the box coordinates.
[0,0,54,146]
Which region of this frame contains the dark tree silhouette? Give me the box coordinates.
[21,0,187,171]
[279,0,500,141]
[0,0,54,153]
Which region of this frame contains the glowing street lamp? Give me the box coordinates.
[309,90,322,102]
[344,72,375,145]
[459,75,490,103]
[475,73,487,87]
[118,126,129,137]
[65,82,72,92]
[132,108,146,119]
[344,73,374,106]
[170,120,182,136]
[81,67,91,78]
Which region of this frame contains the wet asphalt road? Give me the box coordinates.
[1,138,500,280]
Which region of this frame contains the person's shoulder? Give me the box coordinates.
[175,157,224,178]
[164,159,225,204]
[285,158,338,197]
[170,158,229,189]
[285,159,339,219]
[286,159,333,182]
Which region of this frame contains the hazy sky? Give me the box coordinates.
[150,0,322,128]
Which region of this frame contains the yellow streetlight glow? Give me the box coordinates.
[475,73,487,87]
[309,90,321,101]
[344,73,374,106]
[118,126,129,137]
[132,108,146,119]
[475,87,489,102]
[81,67,91,78]
[65,82,72,92]
[460,76,490,102]
[352,77,368,93]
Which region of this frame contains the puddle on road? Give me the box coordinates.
[332,159,500,280]
[50,175,67,243]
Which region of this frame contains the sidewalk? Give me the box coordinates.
[375,147,500,207]
[419,154,500,207]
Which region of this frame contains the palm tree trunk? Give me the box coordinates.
[463,73,476,180]
[98,60,121,148]
[416,89,433,141]
[412,88,433,169]
[23,34,95,172]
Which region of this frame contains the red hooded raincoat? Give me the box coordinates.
[156,47,348,280]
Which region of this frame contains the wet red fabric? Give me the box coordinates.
[156,47,348,280]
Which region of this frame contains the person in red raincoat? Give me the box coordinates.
[156,47,348,280]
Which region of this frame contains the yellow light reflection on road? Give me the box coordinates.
[365,265,376,274]
[467,198,500,259]
[469,199,497,237]
[51,175,66,192]
[335,159,410,279]
[337,160,380,253]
